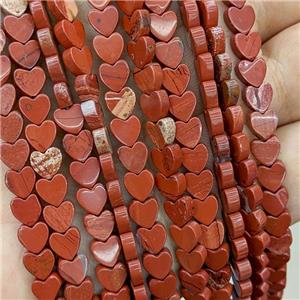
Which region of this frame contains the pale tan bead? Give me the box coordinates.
[157,117,176,145]
[92,127,112,155]
[0,0,27,16]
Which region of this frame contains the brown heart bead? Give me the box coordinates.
[88,6,119,37]
[0,139,29,171]
[186,170,213,200]
[156,37,183,69]
[0,83,16,116]
[206,243,230,271]
[143,248,172,280]
[262,187,288,217]
[5,166,35,199]
[64,278,94,300]
[84,210,114,241]
[137,222,166,254]
[36,174,67,207]
[182,144,208,174]
[77,183,107,215]
[90,235,121,267]
[49,227,80,260]
[96,262,127,292]
[129,198,158,228]
[18,221,49,254]
[156,172,186,199]
[149,272,177,299]
[124,169,154,201]
[179,269,209,294]
[150,11,177,42]
[93,32,124,65]
[224,5,255,34]
[70,157,100,188]
[23,248,55,280]
[43,201,74,233]
[145,0,171,14]
[169,91,196,122]
[235,57,266,87]
[192,195,218,225]
[232,32,261,61]
[19,94,50,125]
[176,117,202,148]
[99,60,130,92]
[176,245,207,274]
[265,211,291,237]
[163,64,190,95]
[0,111,23,143]
[170,221,202,252]
[251,135,280,166]
[58,254,87,285]
[14,67,46,97]
[10,194,41,226]
[32,273,62,300]
[3,14,34,43]
[201,220,225,250]
[257,160,286,192]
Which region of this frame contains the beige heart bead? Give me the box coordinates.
[0,0,27,16]
[157,117,176,145]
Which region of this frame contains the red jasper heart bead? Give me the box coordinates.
[32,273,62,300]
[192,195,218,225]
[262,187,288,217]
[206,243,230,271]
[64,278,94,300]
[149,272,177,299]
[201,220,225,250]
[186,170,213,200]
[156,172,186,199]
[182,144,208,174]
[0,83,16,116]
[88,0,110,10]
[0,111,23,143]
[145,0,171,14]
[176,117,202,148]
[0,55,11,85]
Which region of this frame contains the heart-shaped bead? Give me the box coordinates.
[244,82,272,113]
[127,36,156,68]
[206,243,230,271]
[77,183,107,215]
[54,103,84,134]
[251,135,280,166]
[176,117,202,148]
[163,64,190,95]
[32,273,62,300]
[84,210,114,241]
[223,0,246,8]
[101,286,130,300]
[90,235,121,267]
[3,14,34,42]
[0,139,29,171]
[185,170,213,200]
[64,278,94,300]
[250,109,278,141]
[1,0,28,16]
[110,115,141,146]
[192,195,218,225]
[118,142,148,174]
[25,120,56,152]
[0,55,11,85]
[140,90,169,122]
[150,11,177,42]
[0,83,16,116]
[88,6,118,37]
[117,1,144,15]
[88,0,110,10]
[99,60,130,92]
[138,222,166,254]
[182,144,208,174]
[9,40,40,69]
[50,227,80,260]
[176,245,207,274]
[36,174,67,207]
[58,255,87,285]
[149,272,177,299]
[0,29,5,53]
[18,221,49,254]
[262,187,288,217]
[69,157,100,188]
[63,130,93,162]
[143,248,172,280]
[164,196,193,227]
[129,198,158,228]
[156,37,184,69]
[96,262,127,292]
[43,201,74,233]
[5,166,35,198]
[267,229,292,254]
[224,5,255,34]
[257,160,286,192]
[54,19,85,49]
[124,169,154,201]
[14,67,46,97]
[170,221,202,252]
[30,147,62,179]
[93,32,124,64]
[11,194,41,226]
[105,87,136,120]
[0,111,23,143]
[236,57,266,87]
[47,0,78,22]
[19,94,50,125]
[265,211,291,238]
[145,0,171,14]
[179,269,209,293]
[156,172,186,199]
[201,220,225,250]
[232,32,261,61]
[169,91,196,122]
[23,248,55,280]
[63,46,92,75]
